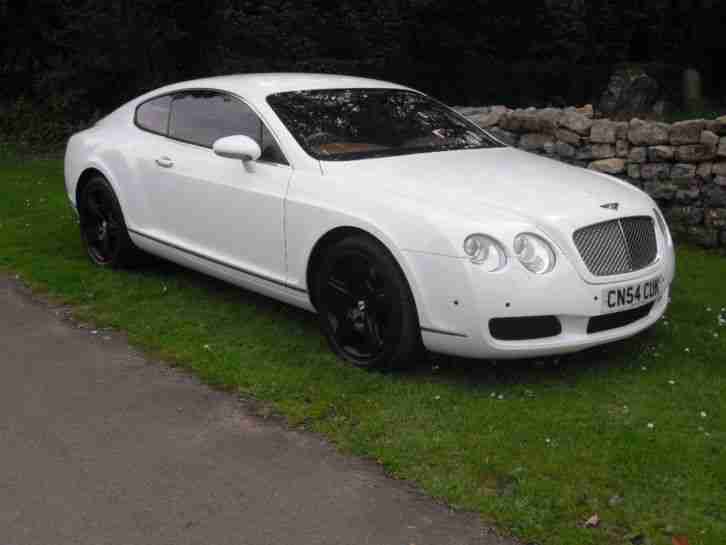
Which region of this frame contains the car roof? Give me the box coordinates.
[114,74,421,171]
[137,73,415,105]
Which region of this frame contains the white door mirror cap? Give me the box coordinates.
[212,135,262,161]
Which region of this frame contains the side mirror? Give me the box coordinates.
[212,135,262,161]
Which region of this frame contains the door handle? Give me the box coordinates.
[155,157,174,168]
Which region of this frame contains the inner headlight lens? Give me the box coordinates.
[653,207,672,244]
[463,234,507,271]
[513,233,556,274]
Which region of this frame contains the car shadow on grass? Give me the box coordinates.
[137,256,659,390]
[417,330,658,390]
[136,255,320,325]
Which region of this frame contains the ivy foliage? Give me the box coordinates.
[1,0,723,144]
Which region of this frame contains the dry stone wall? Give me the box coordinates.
[457,105,726,248]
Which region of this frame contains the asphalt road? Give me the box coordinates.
[0,276,515,545]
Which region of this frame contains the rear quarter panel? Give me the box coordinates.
[63,105,153,231]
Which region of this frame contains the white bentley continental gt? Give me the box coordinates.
[64,74,675,368]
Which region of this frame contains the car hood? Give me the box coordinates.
[321,147,651,235]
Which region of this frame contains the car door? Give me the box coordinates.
[142,90,292,286]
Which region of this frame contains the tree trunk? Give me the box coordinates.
[683,67,703,111]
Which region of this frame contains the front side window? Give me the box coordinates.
[167,91,288,164]
[135,95,172,135]
[267,88,503,161]
[169,91,259,148]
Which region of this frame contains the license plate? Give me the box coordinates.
[601,276,663,314]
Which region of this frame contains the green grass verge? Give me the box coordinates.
[1,146,725,545]
[662,104,726,124]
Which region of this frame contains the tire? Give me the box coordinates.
[78,175,142,268]
[313,234,423,369]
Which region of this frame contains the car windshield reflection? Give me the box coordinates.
[267,88,503,161]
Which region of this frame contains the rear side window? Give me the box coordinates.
[169,91,259,148]
[135,95,172,135]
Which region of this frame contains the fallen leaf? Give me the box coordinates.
[585,513,600,528]
[672,536,690,545]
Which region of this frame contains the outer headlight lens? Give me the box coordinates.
[463,234,507,271]
[513,233,556,274]
[653,207,672,244]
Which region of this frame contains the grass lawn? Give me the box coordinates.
[1,143,725,545]
[662,96,726,123]
[664,108,726,124]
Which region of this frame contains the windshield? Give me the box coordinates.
[266,88,504,161]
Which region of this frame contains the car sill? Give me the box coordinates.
[127,228,307,294]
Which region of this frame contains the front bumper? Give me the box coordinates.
[404,243,675,359]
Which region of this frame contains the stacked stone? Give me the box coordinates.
[458,105,726,248]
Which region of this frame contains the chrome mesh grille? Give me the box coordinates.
[621,217,658,270]
[573,216,657,276]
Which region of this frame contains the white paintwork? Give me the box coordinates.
[64,73,676,360]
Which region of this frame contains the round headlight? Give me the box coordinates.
[513,233,556,274]
[463,234,507,271]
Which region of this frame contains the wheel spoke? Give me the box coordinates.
[333,312,355,344]
[107,231,121,253]
[363,269,378,296]
[363,313,384,352]
[86,192,105,219]
[348,258,372,297]
[369,288,390,313]
[326,280,354,320]
[83,223,100,243]
[99,190,115,214]
[327,276,354,300]
[106,220,122,235]
[100,233,112,258]
[324,275,356,344]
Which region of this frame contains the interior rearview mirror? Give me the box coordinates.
[212,135,262,162]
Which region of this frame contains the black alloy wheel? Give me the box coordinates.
[314,235,422,369]
[79,175,140,267]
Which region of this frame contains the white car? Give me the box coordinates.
[64,73,675,368]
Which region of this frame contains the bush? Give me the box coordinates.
[0,95,95,147]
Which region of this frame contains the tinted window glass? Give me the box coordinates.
[166,91,288,164]
[267,88,503,161]
[169,91,260,148]
[260,124,288,164]
[136,95,171,135]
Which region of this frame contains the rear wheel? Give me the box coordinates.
[313,234,423,369]
[78,175,141,267]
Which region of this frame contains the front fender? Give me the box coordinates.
[284,171,463,326]
[284,170,533,328]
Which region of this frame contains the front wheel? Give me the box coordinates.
[313,234,423,369]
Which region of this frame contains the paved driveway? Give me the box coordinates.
[0,276,514,545]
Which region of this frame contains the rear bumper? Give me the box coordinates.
[405,244,675,359]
